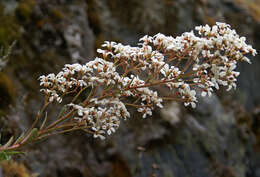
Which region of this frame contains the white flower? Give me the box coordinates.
[137,104,152,118]
[39,22,256,140]
[92,127,106,140]
[139,35,153,45]
[101,41,117,50]
[201,87,213,97]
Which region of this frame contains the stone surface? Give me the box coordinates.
[0,0,259,177]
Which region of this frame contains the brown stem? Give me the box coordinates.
[182,58,193,74]
[125,78,179,90]
[36,125,91,141]
[45,110,75,130]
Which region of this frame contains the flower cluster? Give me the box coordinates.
[68,97,129,139]
[39,22,256,139]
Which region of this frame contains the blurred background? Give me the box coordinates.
[0,0,259,176]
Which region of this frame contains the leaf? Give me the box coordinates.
[0,151,11,161]
[23,128,38,144]
[5,150,26,156]
[0,150,25,161]
[0,151,9,161]
[2,136,14,149]
[72,86,89,103]
[40,112,48,130]
[57,105,66,118]
[14,132,25,144]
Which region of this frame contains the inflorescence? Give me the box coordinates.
[39,22,257,139]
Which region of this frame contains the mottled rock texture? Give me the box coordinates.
[0,0,259,177]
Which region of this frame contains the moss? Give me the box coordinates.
[0,6,21,48]
[15,0,36,24]
[0,160,38,177]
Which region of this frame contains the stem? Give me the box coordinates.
[125,103,144,107]
[22,102,50,141]
[125,78,178,90]
[39,122,76,135]
[182,58,193,74]
[37,126,91,141]
[72,86,90,103]
[0,122,87,151]
[0,144,22,151]
[83,86,96,106]
[161,97,186,102]
[45,110,75,130]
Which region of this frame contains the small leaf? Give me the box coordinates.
[23,128,38,144]
[2,136,14,149]
[0,150,25,161]
[0,151,6,161]
[0,151,10,161]
[5,155,11,161]
[40,112,48,130]
[57,105,66,118]
[14,132,25,144]
[5,150,26,156]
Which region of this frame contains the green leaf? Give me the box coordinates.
[2,136,14,149]
[14,132,25,144]
[0,151,11,161]
[23,128,38,144]
[5,150,26,156]
[0,150,25,161]
[40,112,48,130]
[0,151,9,161]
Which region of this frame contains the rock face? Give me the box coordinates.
[0,0,259,177]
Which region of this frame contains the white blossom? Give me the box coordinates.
[39,22,256,140]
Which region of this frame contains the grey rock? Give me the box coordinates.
[0,0,259,176]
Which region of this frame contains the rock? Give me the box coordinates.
[0,0,259,176]
[160,102,181,126]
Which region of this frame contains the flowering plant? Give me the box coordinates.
[0,23,256,158]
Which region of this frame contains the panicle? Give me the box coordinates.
[39,22,256,139]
